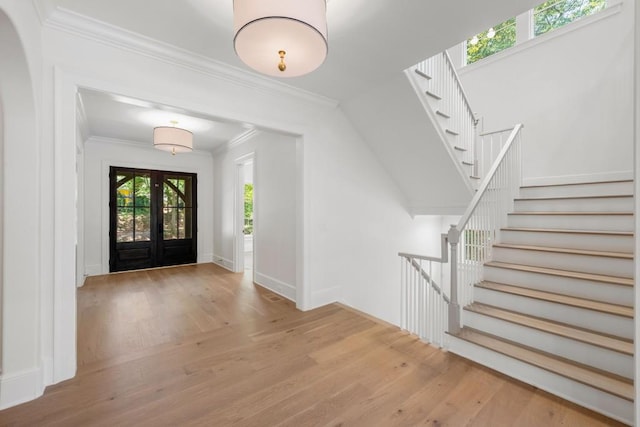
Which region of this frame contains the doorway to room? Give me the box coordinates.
[243,161,254,271]
[109,166,197,272]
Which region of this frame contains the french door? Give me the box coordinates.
[109,166,197,272]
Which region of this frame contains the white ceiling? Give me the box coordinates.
[78,88,252,152]
[41,0,542,148]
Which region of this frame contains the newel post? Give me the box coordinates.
[448,225,461,334]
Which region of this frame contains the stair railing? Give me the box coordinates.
[475,127,517,180]
[398,233,449,347]
[448,124,524,333]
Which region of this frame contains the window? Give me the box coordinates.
[534,0,606,37]
[467,18,516,65]
[465,0,608,65]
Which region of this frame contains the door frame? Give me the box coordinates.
[108,166,198,272]
[234,152,255,276]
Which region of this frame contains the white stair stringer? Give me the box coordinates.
[447,334,634,425]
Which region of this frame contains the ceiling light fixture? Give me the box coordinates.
[153,121,193,155]
[233,0,328,78]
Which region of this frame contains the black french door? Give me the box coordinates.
[109,166,197,272]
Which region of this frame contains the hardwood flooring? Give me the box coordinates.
[0,263,625,426]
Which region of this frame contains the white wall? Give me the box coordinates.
[213,132,298,300]
[0,0,47,410]
[254,133,297,299]
[83,139,214,276]
[459,2,634,183]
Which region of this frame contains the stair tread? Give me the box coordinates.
[453,146,466,152]
[466,303,634,355]
[492,243,633,259]
[520,179,633,189]
[476,281,633,318]
[453,328,634,401]
[445,129,459,135]
[485,261,634,286]
[501,227,633,236]
[435,110,450,118]
[462,161,474,166]
[414,69,432,80]
[509,211,633,216]
[425,90,441,100]
[515,194,632,201]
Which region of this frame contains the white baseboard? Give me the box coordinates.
[310,286,341,309]
[84,264,103,277]
[523,170,633,187]
[254,272,296,302]
[0,367,44,410]
[212,255,234,272]
[199,252,214,263]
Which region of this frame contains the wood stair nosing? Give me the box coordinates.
[462,161,474,166]
[492,243,633,259]
[508,211,633,216]
[453,327,634,401]
[520,179,633,189]
[453,146,467,152]
[475,281,633,318]
[470,176,481,180]
[515,194,633,202]
[500,227,634,237]
[484,261,634,287]
[445,129,459,136]
[435,110,450,119]
[465,303,634,355]
[414,69,432,80]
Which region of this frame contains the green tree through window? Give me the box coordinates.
[467,18,516,65]
[534,0,606,36]
[244,183,253,235]
[466,0,606,64]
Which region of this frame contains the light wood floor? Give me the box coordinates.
[0,263,625,426]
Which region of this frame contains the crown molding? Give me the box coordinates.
[212,128,261,156]
[32,0,55,26]
[87,135,213,157]
[42,7,340,110]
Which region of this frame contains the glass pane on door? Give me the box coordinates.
[116,172,151,242]
[163,175,193,240]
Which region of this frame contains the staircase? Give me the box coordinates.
[447,179,635,425]
[408,54,479,190]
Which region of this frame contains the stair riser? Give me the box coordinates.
[519,181,633,198]
[483,266,633,306]
[463,310,634,378]
[507,214,633,232]
[473,288,634,340]
[491,247,633,278]
[447,336,634,425]
[513,197,633,213]
[499,230,633,253]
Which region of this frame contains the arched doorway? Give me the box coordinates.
[0,5,44,409]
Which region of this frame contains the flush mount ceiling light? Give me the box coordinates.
[153,121,193,155]
[233,0,328,78]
